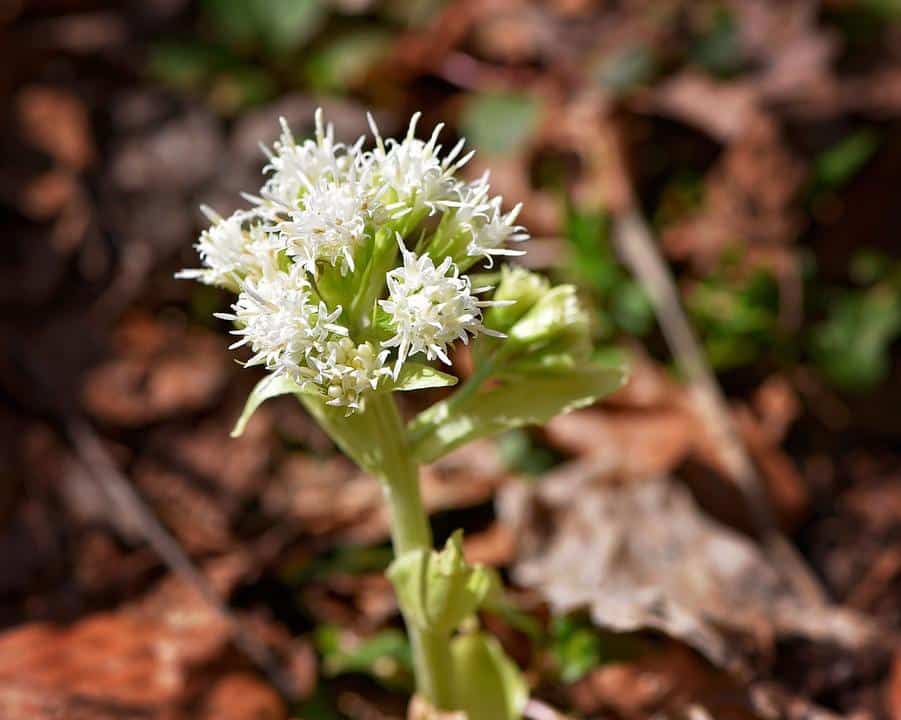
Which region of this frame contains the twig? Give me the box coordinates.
[611,209,827,607]
[64,414,299,699]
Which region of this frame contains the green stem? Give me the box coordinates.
[369,395,454,708]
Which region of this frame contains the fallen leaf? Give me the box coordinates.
[500,472,877,676]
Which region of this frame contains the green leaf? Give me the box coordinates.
[314,625,413,690]
[204,0,325,55]
[305,30,392,92]
[448,632,529,720]
[460,92,540,155]
[387,362,458,392]
[409,364,626,464]
[810,284,901,391]
[231,374,307,437]
[298,394,387,473]
[549,615,603,683]
[387,531,501,635]
[814,129,880,190]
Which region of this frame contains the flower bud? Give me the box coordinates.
[484,266,550,333]
[508,284,589,350]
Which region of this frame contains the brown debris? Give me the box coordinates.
[82,314,230,427]
[501,472,876,676]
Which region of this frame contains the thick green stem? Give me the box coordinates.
[369,395,454,708]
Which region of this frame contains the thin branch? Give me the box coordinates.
[611,209,826,607]
[65,415,300,699]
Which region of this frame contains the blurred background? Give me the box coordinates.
[2,1,901,718]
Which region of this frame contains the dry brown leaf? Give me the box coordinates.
[0,556,246,713]
[662,115,805,273]
[266,439,510,544]
[17,86,96,170]
[500,472,876,676]
[199,672,286,720]
[82,314,229,427]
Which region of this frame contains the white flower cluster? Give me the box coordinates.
[179,109,528,412]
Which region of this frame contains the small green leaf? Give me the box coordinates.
[814,129,880,190]
[550,615,603,683]
[810,284,901,391]
[460,92,539,155]
[388,362,458,392]
[305,30,392,92]
[387,531,501,635]
[231,374,307,437]
[448,632,529,720]
[314,625,413,690]
[409,364,625,464]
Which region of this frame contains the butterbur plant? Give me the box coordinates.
[179,109,624,718]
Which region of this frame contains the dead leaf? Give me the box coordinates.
[199,672,286,720]
[82,314,229,427]
[17,86,95,170]
[0,556,245,712]
[500,472,877,676]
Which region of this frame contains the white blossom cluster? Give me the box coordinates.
[179,109,528,412]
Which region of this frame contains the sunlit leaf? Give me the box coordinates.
[409,363,626,463]
[388,362,458,393]
[231,374,307,437]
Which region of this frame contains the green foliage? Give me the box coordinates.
[460,92,540,155]
[409,363,625,463]
[686,267,782,371]
[314,625,414,690]
[690,7,743,77]
[497,429,560,477]
[203,0,326,56]
[813,130,880,191]
[232,375,306,437]
[305,30,393,92]
[550,614,604,683]
[284,544,394,586]
[564,206,655,338]
[810,265,901,391]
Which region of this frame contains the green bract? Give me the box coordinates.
[388,531,501,636]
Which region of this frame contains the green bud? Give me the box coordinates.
[485,266,550,333]
[508,284,589,349]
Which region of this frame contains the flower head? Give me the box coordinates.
[380,238,504,376]
[179,108,541,413]
[279,175,375,275]
[218,272,346,380]
[176,207,277,291]
[368,113,473,222]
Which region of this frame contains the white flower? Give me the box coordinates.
[367,112,473,221]
[258,109,358,211]
[176,206,278,291]
[218,272,347,383]
[279,175,375,275]
[466,196,528,265]
[379,237,505,375]
[312,338,391,412]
